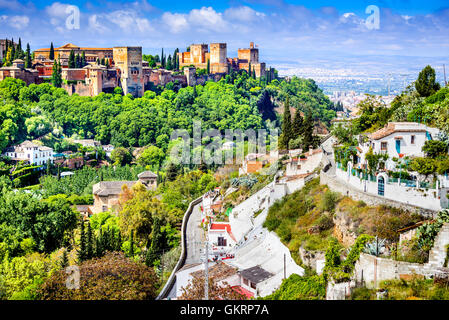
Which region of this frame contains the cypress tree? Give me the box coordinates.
[129,231,134,257]
[25,43,32,69]
[166,54,173,70]
[49,42,55,60]
[302,112,315,150]
[116,231,122,251]
[279,96,293,150]
[4,39,8,58]
[78,220,86,263]
[10,39,15,63]
[292,107,304,137]
[56,163,61,178]
[60,249,69,268]
[81,51,86,67]
[68,50,75,68]
[248,62,252,78]
[96,228,103,257]
[51,61,62,88]
[87,222,93,259]
[17,38,23,59]
[161,48,165,68]
[147,217,164,267]
[206,59,210,74]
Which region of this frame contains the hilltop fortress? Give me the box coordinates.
[178,42,266,78]
[0,41,272,98]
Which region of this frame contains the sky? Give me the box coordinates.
[1,0,448,77]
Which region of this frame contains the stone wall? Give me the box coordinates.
[353,253,434,289]
[320,171,437,218]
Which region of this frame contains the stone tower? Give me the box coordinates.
[113,46,144,97]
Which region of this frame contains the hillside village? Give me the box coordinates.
[1,35,449,302]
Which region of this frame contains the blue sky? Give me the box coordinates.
[1,0,448,76]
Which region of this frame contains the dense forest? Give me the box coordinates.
[0,72,336,153]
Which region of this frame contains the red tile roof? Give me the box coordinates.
[210,223,236,242]
[232,286,254,299]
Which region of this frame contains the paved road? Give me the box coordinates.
[321,136,336,175]
[184,203,205,265]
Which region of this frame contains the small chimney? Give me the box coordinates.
[250,42,254,49]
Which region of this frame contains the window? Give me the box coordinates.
[381,142,388,151]
[411,135,415,144]
[218,237,227,247]
[102,205,108,212]
[250,282,256,290]
[243,278,249,286]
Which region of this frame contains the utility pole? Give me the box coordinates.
[204,236,209,300]
[283,254,286,280]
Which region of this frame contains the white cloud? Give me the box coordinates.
[106,10,153,33]
[88,14,109,34]
[46,2,72,18]
[0,0,24,11]
[0,15,30,30]
[162,12,189,33]
[188,7,227,32]
[224,6,265,22]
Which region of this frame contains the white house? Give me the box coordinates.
[286,148,323,177]
[73,139,101,148]
[358,122,440,170]
[334,122,449,211]
[208,222,237,259]
[102,144,115,158]
[3,140,54,167]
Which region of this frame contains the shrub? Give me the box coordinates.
[319,190,339,213]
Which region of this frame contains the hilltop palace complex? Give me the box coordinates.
[0,41,272,98]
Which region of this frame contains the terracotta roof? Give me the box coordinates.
[369,123,427,140]
[232,286,254,298]
[210,223,236,242]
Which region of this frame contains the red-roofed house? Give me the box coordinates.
[209,222,237,258]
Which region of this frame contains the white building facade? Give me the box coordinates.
[3,141,54,167]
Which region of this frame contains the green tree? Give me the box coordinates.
[207,59,210,74]
[51,60,62,88]
[78,220,86,263]
[49,42,55,60]
[422,140,448,159]
[110,147,132,166]
[60,249,69,268]
[279,96,293,150]
[415,65,441,97]
[292,107,304,137]
[39,252,159,300]
[137,145,165,168]
[25,43,32,68]
[68,50,75,68]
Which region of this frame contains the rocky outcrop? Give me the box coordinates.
[333,208,359,247]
